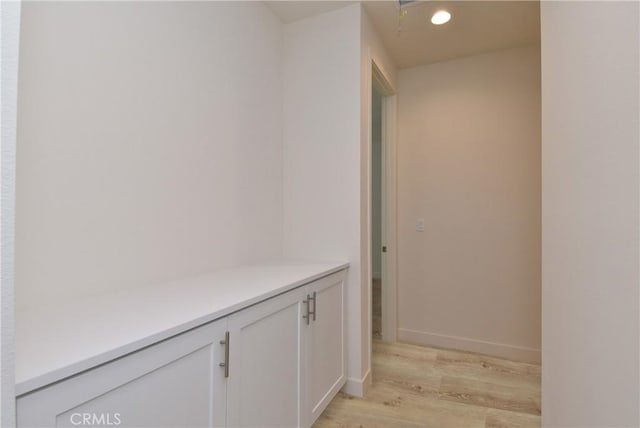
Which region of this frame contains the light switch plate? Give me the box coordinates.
[416,218,425,232]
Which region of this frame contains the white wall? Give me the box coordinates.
[282,4,364,394]
[16,2,284,308]
[541,2,639,426]
[397,46,541,362]
[1,0,20,424]
[283,5,397,395]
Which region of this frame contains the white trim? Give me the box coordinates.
[371,61,398,345]
[364,47,373,399]
[398,328,541,364]
[372,62,394,96]
[367,61,397,348]
[341,369,371,398]
[1,1,20,425]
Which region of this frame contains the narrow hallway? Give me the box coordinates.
[315,341,541,427]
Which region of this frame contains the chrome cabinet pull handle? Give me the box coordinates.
[303,295,310,325]
[219,331,230,378]
[309,292,317,321]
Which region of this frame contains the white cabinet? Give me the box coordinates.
[226,287,306,427]
[17,318,228,428]
[16,269,346,428]
[223,271,346,428]
[304,273,346,426]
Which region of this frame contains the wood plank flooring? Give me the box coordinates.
[372,278,382,339]
[314,341,541,428]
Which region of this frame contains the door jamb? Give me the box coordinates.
[371,62,397,345]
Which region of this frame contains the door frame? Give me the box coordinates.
[370,61,398,345]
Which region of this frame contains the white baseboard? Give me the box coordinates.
[398,328,541,364]
[341,369,371,397]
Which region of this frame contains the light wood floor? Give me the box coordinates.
[314,340,541,427]
[317,278,541,427]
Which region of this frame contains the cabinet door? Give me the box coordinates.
[17,319,228,428]
[305,271,346,426]
[226,287,306,428]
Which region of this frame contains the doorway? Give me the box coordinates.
[370,63,397,346]
[371,85,383,340]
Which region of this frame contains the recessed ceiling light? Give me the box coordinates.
[431,10,451,25]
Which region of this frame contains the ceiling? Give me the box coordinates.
[364,1,540,69]
[265,1,356,23]
[266,1,540,70]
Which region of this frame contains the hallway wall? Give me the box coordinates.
[282,4,397,395]
[282,4,364,393]
[541,2,639,425]
[397,45,541,362]
[16,2,284,308]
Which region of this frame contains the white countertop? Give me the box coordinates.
[15,260,349,396]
